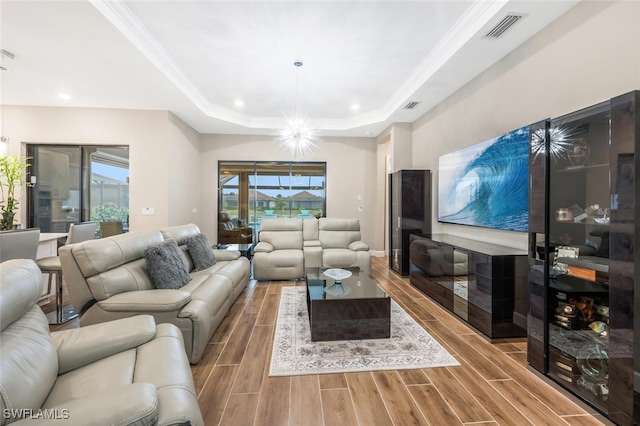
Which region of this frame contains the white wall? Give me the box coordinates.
[4,106,380,247]
[3,106,203,232]
[199,134,378,247]
[167,112,202,227]
[411,0,640,250]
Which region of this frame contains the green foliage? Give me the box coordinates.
[275,194,287,211]
[0,155,30,214]
[0,155,30,229]
[91,205,129,226]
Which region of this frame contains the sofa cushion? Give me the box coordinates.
[71,230,165,277]
[266,249,304,267]
[187,233,217,271]
[319,218,362,249]
[323,248,357,269]
[259,218,303,249]
[144,240,192,289]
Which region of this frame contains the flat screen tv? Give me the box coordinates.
[438,124,531,232]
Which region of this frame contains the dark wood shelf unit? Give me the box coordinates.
[527,90,639,425]
[409,234,528,339]
[388,170,432,276]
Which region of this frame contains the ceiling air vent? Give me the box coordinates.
[404,101,420,110]
[484,14,524,39]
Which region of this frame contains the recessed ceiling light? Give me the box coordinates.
[58,93,71,100]
[234,100,245,108]
[351,104,360,111]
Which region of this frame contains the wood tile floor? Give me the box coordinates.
[49,257,612,425]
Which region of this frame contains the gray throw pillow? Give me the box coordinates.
[187,233,217,271]
[144,240,192,289]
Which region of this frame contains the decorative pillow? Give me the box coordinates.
[187,233,217,271]
[144,240,192,289]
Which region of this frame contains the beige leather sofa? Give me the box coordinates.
[59,223,250,363]
[253,218,305,280]
[0,259,204,426]
[253,217,371,280]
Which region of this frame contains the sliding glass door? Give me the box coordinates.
[218,161,326,243]
[26,145,129,233]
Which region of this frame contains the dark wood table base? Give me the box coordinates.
[306,267,390,341]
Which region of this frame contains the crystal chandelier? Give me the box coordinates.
[274,61,321,161]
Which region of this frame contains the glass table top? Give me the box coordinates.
[305,267,388,301]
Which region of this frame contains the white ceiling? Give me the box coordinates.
[0,0,580,138]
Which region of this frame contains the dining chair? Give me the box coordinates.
[100,220,124,238]
[0,228,40,262]
[36,222,97,324]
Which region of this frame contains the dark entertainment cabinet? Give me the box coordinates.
[388,170,431,275]
[409,234,528,339]
[527,90,639,424]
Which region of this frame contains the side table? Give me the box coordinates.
[217,243,254,260]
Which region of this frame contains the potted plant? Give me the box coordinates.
[0,155,30,230]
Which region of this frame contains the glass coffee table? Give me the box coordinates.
[305,267,390,341]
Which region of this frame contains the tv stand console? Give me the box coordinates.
[409,234,528,339]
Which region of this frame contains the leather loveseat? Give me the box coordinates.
[59,223,250,363]
[0,259,204,425]
[253,217,371,280]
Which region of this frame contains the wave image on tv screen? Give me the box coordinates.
[438,125,530,232]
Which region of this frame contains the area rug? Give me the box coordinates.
[269,287,459,376]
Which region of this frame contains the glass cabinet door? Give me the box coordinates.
[529,90,639,424]
[546,101,611,412]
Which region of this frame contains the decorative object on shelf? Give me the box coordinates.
[555,208,573,222]
[323,268,352,283]
[569,296,595,323]
[273,61,321,161]
[567,138,590,167]
[0,155,30,230]
[576,344,609,399]
[531,122,582,162]
[552,245,579,274]
[589,321,608,336]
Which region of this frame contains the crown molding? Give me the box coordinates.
[91,0,506,132]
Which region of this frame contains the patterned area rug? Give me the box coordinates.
[269,287,459,376]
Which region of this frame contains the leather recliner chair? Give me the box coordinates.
[0,259,204,426]
[315,218,371,276]
[218,212,253,244]
[253,218,305,280]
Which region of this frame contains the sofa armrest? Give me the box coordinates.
[51,315,156,374]
[254,241,273,253]
[13,383,158,425]
[97,290,191,312]
[212,249,241,261]
[349,241,369,251]
[304,240,322,248]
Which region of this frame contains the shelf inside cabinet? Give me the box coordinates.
[549,323,608,358]
[554,163,610,173]
[555,256,609,283]
[550,274,609,292]
[556,256,608,273]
